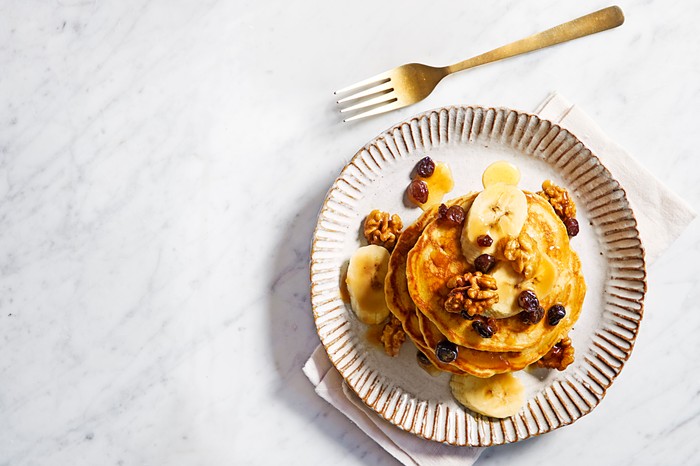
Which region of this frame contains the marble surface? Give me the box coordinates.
[1,0,698,465]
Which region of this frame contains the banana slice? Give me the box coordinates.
[482,262,522,319]
[346,245,391,325]
[521,252,558,300]
[461,183,528,263]
[482,161,521,188]
[450,372,525,418]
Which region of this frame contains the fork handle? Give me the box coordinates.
[445,6,624,74]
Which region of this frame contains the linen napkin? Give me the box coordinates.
[303,346,482,466]
[303,93,696,466]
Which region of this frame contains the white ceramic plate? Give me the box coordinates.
[310,106,646,446]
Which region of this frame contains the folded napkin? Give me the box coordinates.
[304,93,696,466]
[303,346,483,466]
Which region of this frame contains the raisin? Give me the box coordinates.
[435,340,458,363]
[445,205,466,225]
[519,306,545,325]
[518,290,539,311]
[438,203,448,218]
[476,235,493,247]
[416,156,435,178]
[547,304,566,326]
[416,351,431,366]
[472,320,495,338]
[408,179,429,204]
[564,217,579,237]
[460,310,475,320]
[474,254,496,273]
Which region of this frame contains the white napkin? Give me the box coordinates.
[302,345,483,466]
[304,93,696,466]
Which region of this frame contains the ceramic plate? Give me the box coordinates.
[309,106,646,446]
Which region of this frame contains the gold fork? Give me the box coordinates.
[335,6,624,122]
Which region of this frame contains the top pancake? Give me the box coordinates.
[406,192,586,353]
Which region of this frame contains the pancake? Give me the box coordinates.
[385,199,469,374]
[416,311,527,377]
[386,189,585,377]
[406,193,586,353]
[416,302,577,377]
[405,312,466,375]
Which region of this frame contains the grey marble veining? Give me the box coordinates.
[0,0,699,465]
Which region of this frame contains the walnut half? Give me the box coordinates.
[364,210,403,250]
[535,337,575,371]
[500,232,540,279]
[538,180,577,221]
[444,271,498,317]
[381,314,406,357]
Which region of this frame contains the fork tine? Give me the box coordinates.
[343,99,404,122]
[334,71,391,95]
[336,81,393,104]
[339,93,397,114]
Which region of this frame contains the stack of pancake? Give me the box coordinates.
[385,189,586,378]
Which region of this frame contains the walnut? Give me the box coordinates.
[444,271,498,317]
[500,232,540,278]
[535,337,575,371]
[538,180,577,221]
[380,314,406,357]
[364,210,403,250]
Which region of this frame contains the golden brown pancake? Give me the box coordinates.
[406,193,585,353]
[415,304,580,377]
[385,190,586,377]
[384,200,468,374]
[415,312,527,377]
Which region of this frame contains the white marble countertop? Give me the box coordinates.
[1,1,699,464]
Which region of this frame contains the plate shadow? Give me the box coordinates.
[266,183,399,465]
